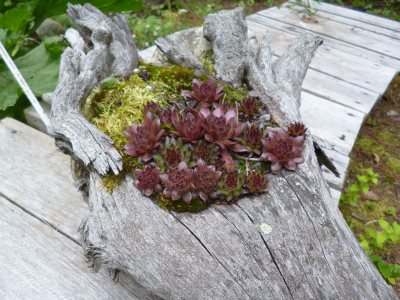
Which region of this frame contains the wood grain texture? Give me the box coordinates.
[300,0,400,33]
[48,5,398,299]
[247,17,398,93]
[258,6,400,60]
[289,2,400,40]
[0,193,156,300]
[247,15,400,70]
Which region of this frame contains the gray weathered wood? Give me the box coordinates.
[289,1,400,40]
[48,5,397,299]
[299,0,400,33]
[0,194,154,299]
[258,6,400,61]
[247,16,398,93]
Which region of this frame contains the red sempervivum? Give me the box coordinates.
[158,107,177,126]
[287,122,307,138]
[182,77,224,107]
[124,112,164,162]
[160,162,195,202]
[239,96,262,119]
[172,109,205,143]
[193,159,221,201]
[245,169,268,193]
[134,166,162,196]
[200,104,246,152]
[261,129,304,173]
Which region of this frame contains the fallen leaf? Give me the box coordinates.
[373,153,380,164]
[362,191,380,201]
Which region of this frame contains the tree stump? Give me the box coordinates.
[48,4,397,299]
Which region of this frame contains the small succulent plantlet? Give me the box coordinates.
[261,129,304,173]
[161,162,195,202]
[287,122,307,138]
[158,107,177,126]
[182,77,224,107]
[172,108,205,143]
[143,101,160,114]
[134,166,162,196]
[193,159,221,201]
[124,111,165,162]
[217,170,244,202]
[201,104,246,152]
[191,141,220,165]
[153,137,192,170]
[237,124,266,155]
[239,96,262,119]
[245,169,268,193]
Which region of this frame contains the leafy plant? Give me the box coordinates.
[340,168,378,205]
[369,255,400,285]
[364,220,400,249]
[360,219,400,285]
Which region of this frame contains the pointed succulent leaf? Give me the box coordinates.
[182,76,224,107]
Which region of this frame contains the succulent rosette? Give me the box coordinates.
[245,169,268,193]
[287,122,307,138]
[261,129,304,173]
[134,166,162,196]
[193,159,221,201]
[239,97,262,119]
[182,77,224,107]
[158,107,177,126]
[172,108,205,143]
[236,124,266,155]
[191,141,220,165]
[217,170,245,202]
[153,137,192,170]
[160,162,195,202]
[143,101,160,114]
[124,112,164,162]
[200,104,246,152]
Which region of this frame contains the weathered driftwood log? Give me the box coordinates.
[50,4,397,299]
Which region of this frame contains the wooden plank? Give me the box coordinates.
[0,194,151,299]
[257,7,400,60]
[301,0,400,33]
[0,118,85,241]
[247,14,400,70]
[247,18,398,94]
[288,2,400,40]
[300,91,366,156]
[320,147,350,190]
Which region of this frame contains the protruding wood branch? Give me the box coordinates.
[155,37,204,69]
[50,4,139,175]
[204,8,248,87]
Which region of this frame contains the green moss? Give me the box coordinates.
[157,195,208,212]
[223,84,249,103]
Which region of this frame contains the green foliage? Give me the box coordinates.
[360,219,400,284]
[340,168,378,205]
[0,38,65,110]
[362,220,400,250]
[369,255,400,285]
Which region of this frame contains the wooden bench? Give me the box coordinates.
[3,1,400,298]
